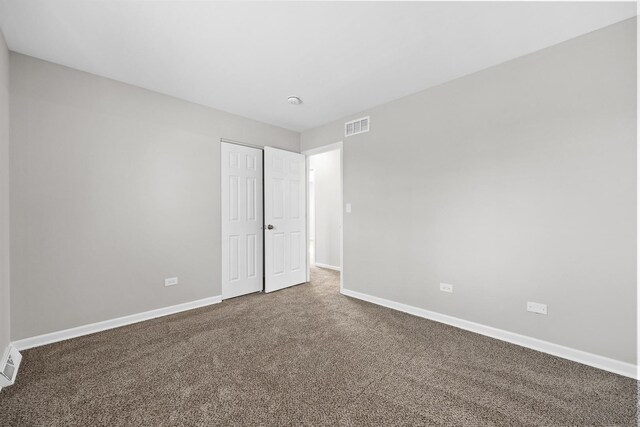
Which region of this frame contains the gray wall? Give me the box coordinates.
[310,150,341,269]
[0,30,9,353]
[302,19,637,364]
[10,53,299,340]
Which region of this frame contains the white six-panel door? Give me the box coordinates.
[221,143,264,299]
[264,147,307,292]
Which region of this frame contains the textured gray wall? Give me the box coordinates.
[10,54,299,340]
[302,19,637,364]
[310,150,341,269]
[0,31,10,353]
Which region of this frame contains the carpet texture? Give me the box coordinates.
[0,268,637,426]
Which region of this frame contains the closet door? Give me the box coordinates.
[264,147,307,293]
[221,142,263,299]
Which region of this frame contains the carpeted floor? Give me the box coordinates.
[0,267,637,426]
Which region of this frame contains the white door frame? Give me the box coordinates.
[303,141,344,292]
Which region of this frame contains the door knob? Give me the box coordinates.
[267,224,274,230]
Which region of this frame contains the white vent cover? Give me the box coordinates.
[345,116,370,137]
[0,346,21,389]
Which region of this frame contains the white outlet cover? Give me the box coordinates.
[440,283,453,293]
[165,277,178,287]
[527,301,547,315]
[345,203,352,213]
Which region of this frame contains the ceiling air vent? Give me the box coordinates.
[345,116,370,137]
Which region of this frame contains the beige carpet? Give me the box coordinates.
[0,267,637,426]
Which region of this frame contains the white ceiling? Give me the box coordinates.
[0,1,636,132]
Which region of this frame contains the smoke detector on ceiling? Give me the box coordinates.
[287,96,302,105]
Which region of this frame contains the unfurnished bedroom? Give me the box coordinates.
[0,1,637,426]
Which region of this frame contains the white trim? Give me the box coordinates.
[303,141,343,292]
[338,144,344,293]
[341,288,638,379]
[314,263,341,272]
[11,295,222,351]
[305,155,311,283]
[220,138,263,150]
[303,142,342,157]
[636,15,640,381]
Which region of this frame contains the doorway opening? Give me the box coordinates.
[304,142,343,291]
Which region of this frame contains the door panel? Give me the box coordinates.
[264,147,307,292]
[222,142,264,299]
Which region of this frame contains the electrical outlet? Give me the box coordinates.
[165,277,178,287]
[345,203,352,213]
[439,283,453,293]
[527,301,547,315]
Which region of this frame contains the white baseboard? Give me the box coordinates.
[341,288,638,380]
[314,263,341,271]
[11,295,223,351]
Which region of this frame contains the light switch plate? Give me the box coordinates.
[165,277,178,287]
